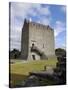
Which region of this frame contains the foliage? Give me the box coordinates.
[9,49,21,59]
[55,48,66,57]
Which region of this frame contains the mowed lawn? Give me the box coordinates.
[10,58,57,87]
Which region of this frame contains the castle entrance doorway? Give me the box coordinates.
[32,55,36,60]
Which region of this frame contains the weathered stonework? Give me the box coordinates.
[21,19,55,60]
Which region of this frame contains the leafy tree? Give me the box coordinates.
[55,48,66,57]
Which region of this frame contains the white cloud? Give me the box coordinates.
[62,43,66,50]
[54,21,66,49]
[37,6,51,16]
[37,6,51,25]
[29,18,32,22]
[54,21,66,37]
[40,17,51,25]
[32,4,50,15]
[11,3,32,18]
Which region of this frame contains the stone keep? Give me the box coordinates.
[21,19,55,60]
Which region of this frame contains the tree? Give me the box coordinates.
[55,48,66,57]
[10,49,21,59]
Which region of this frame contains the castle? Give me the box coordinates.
[21,19,55,60]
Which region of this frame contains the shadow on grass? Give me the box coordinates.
[9,73,28,88]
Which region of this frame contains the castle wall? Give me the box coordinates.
[28,22,55,60]
[43,27,55,56]
[21,20,29,59]
[21,20,55,60]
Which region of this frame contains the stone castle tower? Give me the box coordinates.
[21,19,55,60]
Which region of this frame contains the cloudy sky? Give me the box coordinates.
[10,2,66,51]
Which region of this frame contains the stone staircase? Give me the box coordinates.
[31,45,47,59]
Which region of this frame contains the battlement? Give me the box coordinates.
[24,19,53,31]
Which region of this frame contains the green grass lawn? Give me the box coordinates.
[10,58,57,87]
